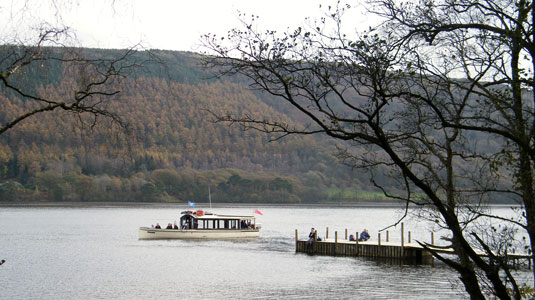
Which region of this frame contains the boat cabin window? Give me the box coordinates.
[180,214,198,229]
[180,214,255,230]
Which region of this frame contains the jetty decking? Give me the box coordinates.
[296,238,434,264]
[295,224,532,267]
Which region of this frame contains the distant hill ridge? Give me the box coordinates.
[1,47,507,204]
[0,47,380,203]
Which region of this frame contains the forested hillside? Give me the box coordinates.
[0,48,403,203]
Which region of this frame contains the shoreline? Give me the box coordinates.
[0,201,406,208]
[0,201,520,209]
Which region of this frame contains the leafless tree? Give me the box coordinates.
[0,1,145,135]
[201,1,533,298]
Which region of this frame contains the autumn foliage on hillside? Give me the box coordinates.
[0,49,375,203]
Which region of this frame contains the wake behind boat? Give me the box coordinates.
[138,210,261,240]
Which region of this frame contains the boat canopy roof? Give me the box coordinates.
[194,214,255,220]
[180,211,255,220]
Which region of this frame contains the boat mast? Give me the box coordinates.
[209,186,212,209]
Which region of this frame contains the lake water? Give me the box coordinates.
[0,204,531,299]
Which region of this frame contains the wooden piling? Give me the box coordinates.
[401,223,405,256]
[326,227,329,239]
[378,233,381,246]
[431,232,434,245]
[345,229,348,240]
[408,231,411,244]
[335,231,338,243]
[295,229,298,251]
[386,231,389,242]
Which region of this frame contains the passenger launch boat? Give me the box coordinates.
[138,210,261,240]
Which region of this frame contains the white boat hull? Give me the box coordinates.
[138,227,260,240]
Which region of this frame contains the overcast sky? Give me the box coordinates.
[0,0,373,52]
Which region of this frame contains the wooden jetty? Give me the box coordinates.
[296,238,434,263]
[295,224,532,267]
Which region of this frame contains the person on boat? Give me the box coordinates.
[182,221,190,229]
[155,223,161,229]
[173,221,178,229]
[359,229,370,241]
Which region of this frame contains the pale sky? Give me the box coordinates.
[0,0,373,52]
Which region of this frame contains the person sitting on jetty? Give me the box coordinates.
[349,234,355,241]
[359,229,370,241]
[173,221,179,229]
[166,223,173,229]
[155,223,161,229]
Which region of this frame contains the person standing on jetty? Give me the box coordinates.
[307,227,316,247]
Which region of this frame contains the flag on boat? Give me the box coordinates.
[254,209,263,215]
[188,201,195,208]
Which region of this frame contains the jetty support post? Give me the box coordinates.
[335,231,338,256]
[295,229,298,251]
[386,231,389,242]
[431,232,434,245]
[421,249,434,265]
[401,222,405,256]
[326,227,329,240]
[355,231,360,256]
[408,231,412,244]
[378,233,381,246]
[355,232,359,256]
[345,229,348,240]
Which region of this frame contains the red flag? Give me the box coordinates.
[254,209,263,215]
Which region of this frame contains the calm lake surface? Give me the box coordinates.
[0,204,531,299]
